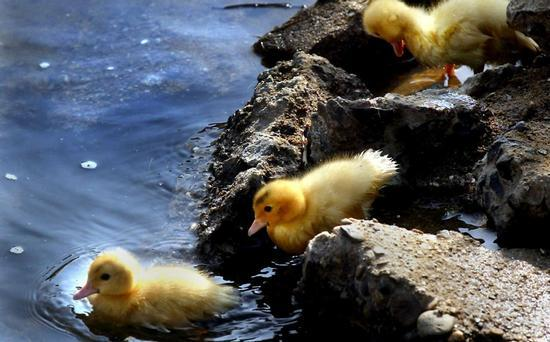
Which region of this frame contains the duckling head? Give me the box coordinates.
[73,248,141,300]
[362,0,411,57]
[248,179,306,236]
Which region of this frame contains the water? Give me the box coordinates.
[0,1,312,340]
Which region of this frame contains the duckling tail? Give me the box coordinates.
[213,285,240,312]
[355,149,399,182]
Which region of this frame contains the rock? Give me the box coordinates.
[197,52,370,261]
[460,64,521,98]
[340,224,366,242]
[507,0,550,53]
[300,220,550,340]
[447,329,465,342]
[307,89,491,191]
[475,125,550,247]
[416,310,456,337]
[459,57,549,248]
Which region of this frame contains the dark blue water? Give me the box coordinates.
[0,1,311,340]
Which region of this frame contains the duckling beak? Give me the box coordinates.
[391,39,405,57]
[248,218,267,236]
[73,281,99,300]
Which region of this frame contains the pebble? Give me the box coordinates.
[4,173,17,181]
[448,329,465,342]
[510,120,527,132]
[80,160,98,169]
[417,310,456,337]
[39,62,50,69]
[483,327,504,337]
[373,246,386,255]
[437,230,451,239]
[536,149,547,156]
[10,246,24,254]
[341,226,365,242]
[365,250,376,260]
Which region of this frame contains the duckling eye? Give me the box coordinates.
[100,273,110,281]
[264,205,272,212]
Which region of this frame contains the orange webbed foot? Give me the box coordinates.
[444,64,456,78]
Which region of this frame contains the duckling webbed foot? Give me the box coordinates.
[444,64,456,77]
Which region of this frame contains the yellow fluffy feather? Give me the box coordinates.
[248,150,398,254]
[362,0,540,74]
[73,248,238,328]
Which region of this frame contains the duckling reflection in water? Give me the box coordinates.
[73,248,238,329]
[389,66,464,95]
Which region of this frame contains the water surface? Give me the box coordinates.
[0,1,311,340]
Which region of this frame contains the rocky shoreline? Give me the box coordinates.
[301,220,549,341]
[195,0,549,340]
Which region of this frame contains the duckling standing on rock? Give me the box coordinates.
[248,150,398,254]
[362,0,540,76]
[73,248,238,328]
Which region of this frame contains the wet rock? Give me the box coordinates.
[507,0,550,53]
[307,89,491,191]
[475,125,550,247]
[416,310,456,337]
[197,52,370,261]
[460,64,521,98]
[462,60,549,247]
[300,220,550,340]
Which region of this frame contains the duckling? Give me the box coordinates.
[362,0,540,75]
[248,150,398,254]
[73,248,238,328]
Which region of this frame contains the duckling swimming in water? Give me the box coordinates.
[73,248,238,328]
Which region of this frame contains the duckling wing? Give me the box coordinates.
[137,266,237,326]
[301,150,397,228]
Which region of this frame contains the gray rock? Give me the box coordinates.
[300,220,550,340]
[417,310,456,337]
[475,125,550,247]
[507,0,550,53]
[340,224,366,242]
[460,64,521,98]
[197,52,371,261]
[307,89,491,191]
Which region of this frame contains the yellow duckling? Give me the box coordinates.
[248,150,398,254]
[73,248,238,328]
[362,0,540,75]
